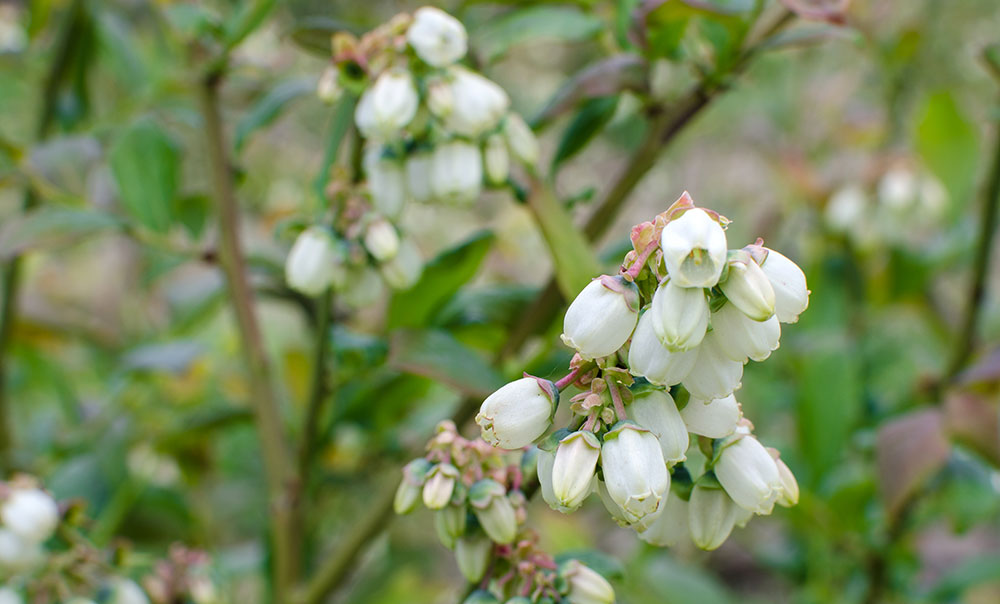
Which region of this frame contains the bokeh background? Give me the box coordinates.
[1,0,999,602]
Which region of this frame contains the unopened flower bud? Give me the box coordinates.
[711,302,780,363]
[1,487,58,543]
[771,451,799,507]
[469,479,517,545]
[426,77,454,118]
[878,166,916,210]
[316,67,342,104]
[714,434,782,514]
[0,528,43,572]
[650,279,709,351]
[679,394,741,439]
[560,560,615,604]
[406,6,468,67]
[562,276,639,360]
[627,311,698,386]
[285,226,344,297]
[455,534,492,583]
[380,238,423,290]
[364,218,401,262]
[405,151,434,203]
[422,463,459,510]
[551,431,600,512]
[759,248,809,324]
[395,458,433,514]
[636,489,688,547]
[430,141,483,204]
[628,390,688,465]
[435,503,467,549]
[364,147,407,218]
[688,477,739,551]
[681,332,743,401]
[601,422,669,524]
[0,587,23,604]
[463,590,500,604]
[108,578,150,604]
[720,251,775,321]
[503,114,539,168]
[536,447,559,512]
[445,67,510,137]
[355,69,418,139]
[483,134,510,185]
[476,377,557,450]
[660,208,728,288]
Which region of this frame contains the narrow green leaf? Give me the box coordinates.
[234,78,315,152]
[532,55,647,129]
[526,182,602,301]
[473,6,604,63]
[387,231,495,329]
[289,16,361,57]
[388,329,506,399]
[222,0,277,50]
[916,91,979,211]
[172,193,211,238]
[109,118,179,233]
[313,93,358,199]
[551,96,620,171]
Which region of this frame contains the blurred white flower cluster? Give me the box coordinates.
[476,192,809,551]
[395,421,614,604]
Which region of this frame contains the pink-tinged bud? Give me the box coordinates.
[711,302,780,363]
[650,279,709,351]
[759,248,809,324]
[285,227,344,297]
[363,218,401,262]
[636,489,688,547]
[688,477,739,551]
[483,134,510,185]
[444,67,510,137]
[562,276,640,360]
[681,332,743,401]
[422,463,459,510]
[660,208,728,288]
[561,560,615,604]
[454,534,492,582]
[714,434,782,514]
[379,238,423,290]
[680,394,741,439]
[468,479,517,544]
[1,487,59,544]
[395,458,433,515]
[364,147,407,218]
[503,113,539,168]
[628,390,688,465]
[354,69,418,139]
[406,7,468,67]
[551,431,601,512]
[476,377,556,449]
[627,311,698,386]
[601,422,670,524]
[720,251,775,322]
[430,141,483,204]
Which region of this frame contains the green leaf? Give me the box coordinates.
[222,0,277,50]
[473,6,604,63]
[0,206,122,261]
[234,78,315,152]
[387,231,495,329]
[526,183,602,301]
[552,96,620,171]
[109,118,180,233]
[928,555,1000,601]
[313,93,358,199]
[533,55,647,129]
[172,193,211,238]
[915,91,979,211]
[388,329,506,399]
[636,556,733,604]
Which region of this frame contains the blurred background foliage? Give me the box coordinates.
[0,0,999,602]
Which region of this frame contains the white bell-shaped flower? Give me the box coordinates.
[681,332,743,401]
[354,69,418,139]
[660,208,728,288]
[600,422,670,524]
[0,528,43,572]
[720,251,775,321]
[285,227,344,297]
[422,463,459,510]
[688,478,739,551]
[536,448,560,512]
[483,134,509,185]
[406,7,468,67]
[561,560,615,604]
[430,140,483,204]
[772,451,800,507]
[760,248,809,324]
[710,301,780,363]
[405,151,434,203]
[444,67,510,137]
[680,394,741,439]
[379,238,423,290]
[469,479,517,544]
[596,480,630,527]
[363,218,401,262]
[551,431,601,512]
[1,487,58,544]
[364,147,407,217]
[628,389,688,465]
[503,113,539,168]
[636,489,688,547]
[627,311,698,386]
[650,279,709,351]
[562,276,639,360]
[714,434,783,514]
[476,377,557,449]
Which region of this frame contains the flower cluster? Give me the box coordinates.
[396,421,614,603]
[476,192,808,550]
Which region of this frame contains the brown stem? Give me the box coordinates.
[199,70,298,599]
